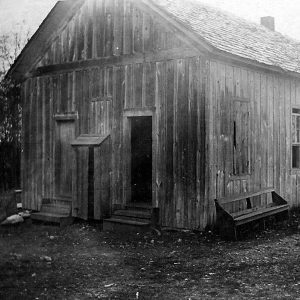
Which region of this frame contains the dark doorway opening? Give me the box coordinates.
[131,117,152,205]
[88,147,94,219]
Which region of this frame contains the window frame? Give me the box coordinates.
[231,97,251,176]
[292,107,300,170]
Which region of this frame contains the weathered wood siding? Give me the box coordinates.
[22,66,115,214]
[22,0,210,229]
[22,57,209,228]
[209,60,300,218]
[154,58,208,229]
[22,0,300,230]
[36,0,183,68]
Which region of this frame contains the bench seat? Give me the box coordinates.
[234,204,289,225]
[215,188,289,239]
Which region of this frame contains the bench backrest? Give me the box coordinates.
[216,188,279,214]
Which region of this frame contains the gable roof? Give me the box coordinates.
[7,0,300,81]
[150,0,300,74]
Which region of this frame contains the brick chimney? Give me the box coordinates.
[260,16,275,31]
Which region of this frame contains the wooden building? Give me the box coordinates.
[7,0,300,230]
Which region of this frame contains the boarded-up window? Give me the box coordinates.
[232,100,250,175]
[292,108,300,168]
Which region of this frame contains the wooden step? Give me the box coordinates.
[113,209,151,219]
[103,217,150,233]
[31,212,74,227]
[125,203,152,211]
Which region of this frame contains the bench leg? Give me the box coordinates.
[275,210,289,225]
[219,223,236,240]
[234,226,237,241]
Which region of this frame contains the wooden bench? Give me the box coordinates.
[215,188,289,240]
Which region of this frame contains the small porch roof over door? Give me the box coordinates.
[71,134,110,147]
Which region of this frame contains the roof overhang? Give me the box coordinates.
[71,134,110,147]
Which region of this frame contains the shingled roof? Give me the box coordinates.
[8,0,300,80]
[150,0,300,74]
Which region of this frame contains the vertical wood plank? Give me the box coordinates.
[260,73,267,205]
[188,57,198,228]
[133,6,143,53]
[134,63,143,108]
[248,70,255,193]
[143,13,152,52]
[60,73,68,114]
[155,61,166,224]
[123,0,133,54]
[105,0,114,57]
[112,66,125,206]
[86,0,94,60]
[79,147,89,220]
[273,76,280,192]
[165,60,175,227]
[225,65,233,198]
[267,75,274,202]
[197,57,207,229]
[37,78,43,209]
[279,77,285,197]
[77,7,85,60]
[72,148,78,217]
[113,0,123,56]
[82,69,90,134]
[145,62,155,107]
[95,0,105,58]
[254,72,261,193]
[94,139,112,220]
[69,17,76,62]
[176,59,189,228]
[206,61,216,226]
[285,79,291,202]
[125,64,133,109]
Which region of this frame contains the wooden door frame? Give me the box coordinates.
[122,109,155,208]
[53,116,76,200]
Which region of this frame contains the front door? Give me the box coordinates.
[130,117,152,205]
[54,120,75,198]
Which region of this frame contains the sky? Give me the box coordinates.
[0,0,300,42]
[0,0,57,37]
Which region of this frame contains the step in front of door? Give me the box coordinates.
[103,217,151,233]
[31,211,74,227]
[113,209,151,220]
[31,198,73,227]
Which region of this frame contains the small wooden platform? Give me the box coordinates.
[215,188,289,239]
[103,206,155,233]
[31,198,73,227]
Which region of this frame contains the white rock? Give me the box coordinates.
[40,255,52,262]
[1,214,24,225]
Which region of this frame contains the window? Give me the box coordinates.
[232,100,250,175]
[292,108,300,168]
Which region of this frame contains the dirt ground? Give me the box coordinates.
[1,216,300,300]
